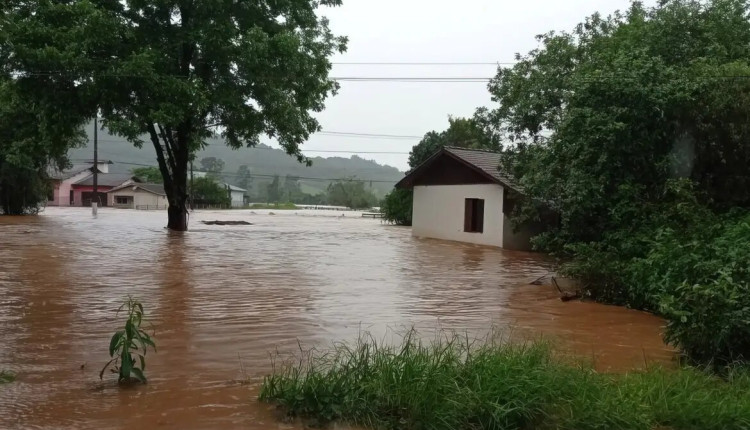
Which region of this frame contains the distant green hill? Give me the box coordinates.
[68,127,404,198]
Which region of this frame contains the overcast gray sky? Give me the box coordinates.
[269,0,644,171]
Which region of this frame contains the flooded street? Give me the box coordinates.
[0,208,673,429]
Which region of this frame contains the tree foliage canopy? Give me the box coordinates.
[0,74,85,214]
[483,0,750,365]
[1,0,346,228]
[191,176,230,207]
[486,0,750,248]
[131,167,163,184]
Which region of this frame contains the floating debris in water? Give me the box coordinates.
[201,221,253,226]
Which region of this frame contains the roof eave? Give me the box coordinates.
[395,147,506,190]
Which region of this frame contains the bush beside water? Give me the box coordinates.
[260,332,750,430]
[563,194,750,366]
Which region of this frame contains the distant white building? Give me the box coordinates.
[226,184,247,208]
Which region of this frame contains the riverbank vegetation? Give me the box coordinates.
[260,332,750,430]
[473,0,750,366]
[249,202,298,210]
[382,0,750,368]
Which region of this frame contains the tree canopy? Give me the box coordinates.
[1,0,346,229]
[191,176,230,207]
[482,0,750,364]
[485,0,750,248]
[408,116,499,168]
[0,73,85,214]
[131,167,163,184]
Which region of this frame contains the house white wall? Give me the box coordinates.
[109,189,168,209]
[230,190,244,208]
[412,184,505,247]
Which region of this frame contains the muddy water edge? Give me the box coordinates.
[0,208,674,429]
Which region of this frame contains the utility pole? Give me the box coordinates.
[92,116,99,216]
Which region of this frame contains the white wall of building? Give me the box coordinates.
[109,189,168,209]
[230,190,244,208]
[412,184,505,247]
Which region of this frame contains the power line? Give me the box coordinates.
[89,159,401,183]
[318,131,422,139]
[331,62,508,66]
[70,138,414,152]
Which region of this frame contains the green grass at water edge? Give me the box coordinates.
[259,331,750,430]
[0,370,15,384]
[248,202,298,210]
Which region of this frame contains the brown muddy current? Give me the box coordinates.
[0,208,674,429]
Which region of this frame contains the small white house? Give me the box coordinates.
[107,183,169,210]
[396,147,551,251]
[225,184,247,208]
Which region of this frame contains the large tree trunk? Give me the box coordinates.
[164,140,190,231]
[167,202,188,230]
[149,122,191,231]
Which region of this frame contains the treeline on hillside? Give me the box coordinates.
[384,0,750,367]
[133,165,380,209]
[68,134,404,197]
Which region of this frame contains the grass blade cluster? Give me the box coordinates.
[260,330,750,430]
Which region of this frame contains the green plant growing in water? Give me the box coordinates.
[100,297,156,384]
[0,370,15,384]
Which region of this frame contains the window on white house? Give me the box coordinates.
[464,198,485,233]
[115,196,129,204]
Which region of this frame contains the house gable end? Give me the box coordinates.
[412,154,495,187]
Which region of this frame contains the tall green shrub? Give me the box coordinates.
[381,189,412,225]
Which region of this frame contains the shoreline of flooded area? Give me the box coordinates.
[0,207,673,429]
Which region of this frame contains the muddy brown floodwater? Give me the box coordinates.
[0,207,674,429]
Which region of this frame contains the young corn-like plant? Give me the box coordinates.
[100,297,156,384]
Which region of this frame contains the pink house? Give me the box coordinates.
[69,173,138,206]
[48,161,114,206]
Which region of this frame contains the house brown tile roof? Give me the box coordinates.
[107,183,166,196]
[47,164,95,180]
[443,147,516,186]
[396,146,521,192]
[73,174,137,187]
[137,184,167,196]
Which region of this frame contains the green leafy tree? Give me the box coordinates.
[200,157,225,180]
[283,175,304,202]
[0,76,85,215]
[191,177,230,207]
[486,0,750,249]
[326,180,378,209]
[236,165,253,193]
[266,175,281,203]
[381,188,413,225]
[2,0,347,230]
[481,0,750,364]
[131,167,163,184]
